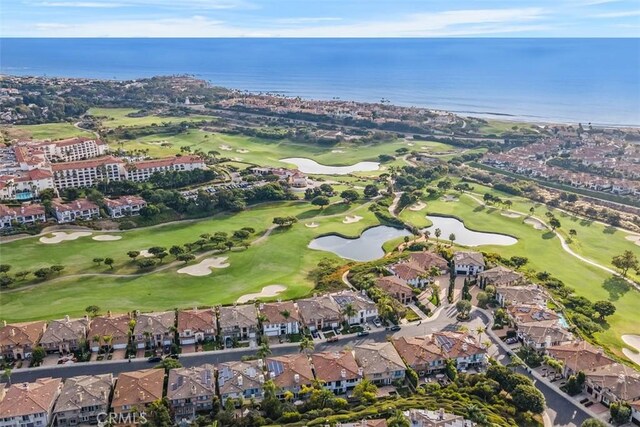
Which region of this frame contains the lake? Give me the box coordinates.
[424,215,517,246]
[281,158,380,175]
[308,226,411,261]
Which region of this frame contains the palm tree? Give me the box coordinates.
[92,334,102,351]
[103,335,113,354]
[434,228,442,243]
[3,368,12,385]
[449,233,456,246]
[423,230,431,241]
[475,326,485,345]
[299,336,314,355]
[257,342,271,359]
[280,310,291,338]
[342,303,357,324]
[387,410,409,427]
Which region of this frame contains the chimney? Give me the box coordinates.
[76,392,83,403]
[115,390,120,399]
[65,315,70,322]
[2,320,6,327]
[191,384,197,395]
[101,390,107,400]
[107,310,112,318]
[139,391,146,401]
[270,372,275,379]
[193,307,198,313]
[258,374,265,384]
[341,369,347,379]
[438,408,445,420]
[357,367,364,377]
[462,343,468,352]
[10,328,15,337]
[237,376,243,387]
[147,317,152,326]
[294,374,300,383]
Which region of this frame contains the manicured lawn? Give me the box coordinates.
[10,123,93,140]
[88,108,214,128]
[0,199,390,322]
[408,191,640,358]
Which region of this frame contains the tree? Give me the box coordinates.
[569,229,577,237]
[476,291,489,308]
[593,300,616,320]
[14,271,30,281]
[610,401,632,425]
[448,233,456,246]
[146,399,173,427]
[342,303,357,322]
[137,259,157,270]
[549,217,561,230]
[0,265,11,275]
[434,228,442,243]
[85,305,100,317]
[455,299,472,319]
[611,250,639,277]
[273,216,298,227]
[51,265,65,274]
[93,257,104,266]
[511,384,545,414]
[353,379,378,404]
[311,195,330,209]
[299,336,314,355]
[104,258,114,269]
[581,419,607,427]
[0,276,15,288]
[363,184,379,198]
[33,267,53,280]
[510,256,529,269]
[148,246,166,256]
[319,183,334,195]
[529,206,535,216]
[31,346,46,366]
[340,189,359,204]
[445,358,457,380]
[232,230,250,240]
[127,251,140,260]
[140,204,160,219]
[177,253,195,264]
[156,252,168,263]
[3,368,11,385]
[256,342,271,359]
[387,410,410,427]
[169,245,185,257]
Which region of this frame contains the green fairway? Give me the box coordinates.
[9,123,93,140]
[0,199,386,321]
[88,108,214,128]
[400,191,640,359]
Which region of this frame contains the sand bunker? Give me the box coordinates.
[236,285,287,304]
[236,149,250,153]
[441,195,459,202]
[625,235,640,246]
[407,143,414,147]
[40,231,92,244]
[232,157,243,162]
[331,149,345,153]
[139,250,154,258]
[524,218,547,230]
[409,202,426,211]
[177,257,229,277]
[343,215,363,224]
[92,235,122,241]
[305,222,320,228]
[622,335,640,365]
[501,212,522,219]
[219,144,232,151]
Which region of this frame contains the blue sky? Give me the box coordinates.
[2,0,639,37]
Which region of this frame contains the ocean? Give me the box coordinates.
[1,38,639,126]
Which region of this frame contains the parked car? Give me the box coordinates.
[357,331,370,337]
[372,318,382,328]
[327,335,339,342]
[147,356,162,363]
[387,325,401,332]
[166,354,180,360]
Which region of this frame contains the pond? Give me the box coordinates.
[281,157,380,175]
[424,215,518,246]
[308,226,411,261]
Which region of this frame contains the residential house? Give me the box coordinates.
[353,342,406,385]
[407,251,449,273]
[217,360,264,405]
[104,196,147,218]
[507,304,560,327]
[218,305,258,348]
[259,301,301,337]
[51,198,99,223]
[297,295,343,332]
[478,266,524,287]
[0,378,62,427]
[393,332,486,376]
[111,369,164,416]
[494,285,548,308]
[404,408,476,427]
[583,363,640,407]
[376,276,414,305]
[265,354,315,398]
[453,251,485,276]
[39,315,90,354]
[133,311,176,350]
[331,290,378,325]
[52,374,113,427]
[177,308,217,346]
[88,312,131,353]
[167,365,216,423]
[0,204,46,229]
[0,320,47,360]
[546,341,615,378]
[517,324,574,351]
[311,351,362,394]
[389,261,427,287]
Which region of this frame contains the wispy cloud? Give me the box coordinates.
[275,17,343,25]
[36,1,126,7]
[593,9,640,17]
[28,0,255,9]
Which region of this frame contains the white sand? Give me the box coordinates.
[139,250,154,258]
[177,257,230,277]
[524,218,547,230]
[236,149,250,153]
[237,285,287,304]
[40,231,92,244]
[409,202,426,211]
[622,335,640,365]
[305,222,320,228]
[501,212,522,218]
[92,235,122,241]
[353,185,364,190]
[343,215,363,224]
[625,235,640,246]
[232,157,243,162]
[219,144,232,151]
[331,149,345,153]
[407,143,414,146]
[441,195,459,202]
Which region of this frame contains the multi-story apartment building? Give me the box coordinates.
[51,157,124,189]
[125,155,205,182]
[36,138,108,162]
[51,199,100,223]
[0,204,46,229]
[104,196,147,218]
